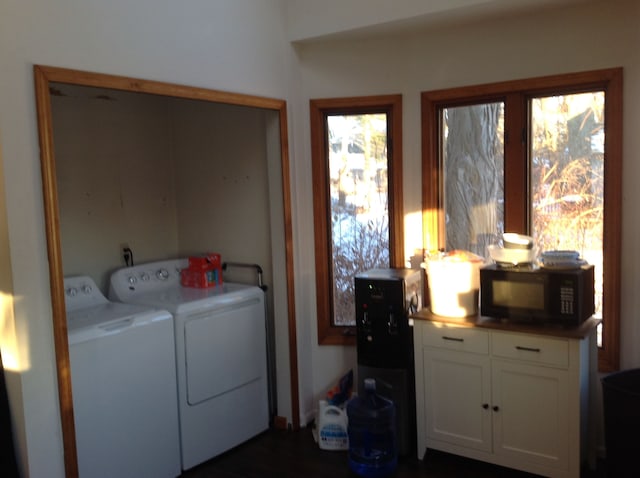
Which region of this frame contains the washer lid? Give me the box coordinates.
[67,301,166,330]
[65,275,172,343]
[67,303,172,345]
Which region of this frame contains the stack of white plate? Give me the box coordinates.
[540,250,586,269]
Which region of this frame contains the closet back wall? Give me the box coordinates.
[51,83,271,292]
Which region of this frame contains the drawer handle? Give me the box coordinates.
[515,345,541,353]
[482,403,489,410]
[442,336,464,342]
[493,405,500,412]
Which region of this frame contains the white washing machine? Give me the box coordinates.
[64,275,181,478]
[109,258,269,471]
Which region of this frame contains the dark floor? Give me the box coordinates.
[179,427,605,478]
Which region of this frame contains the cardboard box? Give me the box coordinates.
[181,253,223,288]
[188,253,221,270]
[180,267,223,288]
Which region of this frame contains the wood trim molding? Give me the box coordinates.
[33,65,301,475]
[421,67,623,372]
[276,103,301,429]
[310,94,404,345]
[34,64,79,478]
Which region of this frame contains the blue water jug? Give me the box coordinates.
[347,378,397,478]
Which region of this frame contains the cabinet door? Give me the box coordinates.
[424,349,492,452]
[491,359,569,470]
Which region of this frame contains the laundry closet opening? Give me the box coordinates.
[34,65,298,478]
[50,83,276,292]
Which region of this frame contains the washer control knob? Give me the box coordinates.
[66,287,77,297]
[81,285,92,294]
[140,272,150,282]
[156,268,169,280]
[127,276,137,285]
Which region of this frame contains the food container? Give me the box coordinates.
[425,250,484,317]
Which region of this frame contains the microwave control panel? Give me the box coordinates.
[560,285,574,315]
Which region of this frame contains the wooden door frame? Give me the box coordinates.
[33,64,300,478]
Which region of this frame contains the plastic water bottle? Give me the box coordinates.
[347,378,397,477]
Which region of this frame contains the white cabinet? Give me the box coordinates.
[422,326,492,453]
[414,319,595,478]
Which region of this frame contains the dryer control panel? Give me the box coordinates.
[109,258,187,300]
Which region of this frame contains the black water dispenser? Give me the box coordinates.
[354,268,423,456]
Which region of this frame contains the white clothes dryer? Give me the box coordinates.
[64,275,181,478]
[109,259,269,471]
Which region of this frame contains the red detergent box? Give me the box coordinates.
[181,253,223,288]
[188,253,222,270]
[180,267,223,288]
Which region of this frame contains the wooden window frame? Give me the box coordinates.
[421,68,622,372]
[310,95,404,345]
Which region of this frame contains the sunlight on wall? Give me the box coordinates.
[405,207,442,266]
[0,292,28,372]
[404,210,423,267]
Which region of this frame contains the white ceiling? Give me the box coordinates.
[286,0,606,42]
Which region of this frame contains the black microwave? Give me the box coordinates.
[480,264,595,325]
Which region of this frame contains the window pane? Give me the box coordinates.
[530,92,605,331]
[327,114,390,325]
[424,69,622,370]
[442,103,505,256]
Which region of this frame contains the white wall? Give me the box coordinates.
[290,0,640,424]
[0,1,294,476]
[285,0,591,42]
[52,85,180,290]
[173,101,272,269]
[286,0,486,41]
[2,0,640,475]
[52,86,276,300]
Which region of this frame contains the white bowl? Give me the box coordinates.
[503,233,534,250]
[488,244,537,265]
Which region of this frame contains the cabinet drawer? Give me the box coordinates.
[491,332,569,368]
[422,323,489,354]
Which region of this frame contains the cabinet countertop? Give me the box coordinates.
[410,309,601,340]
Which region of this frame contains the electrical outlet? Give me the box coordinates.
[120,243,132,266]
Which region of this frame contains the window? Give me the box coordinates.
[422,69,622,371]
[311,95,404,345]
